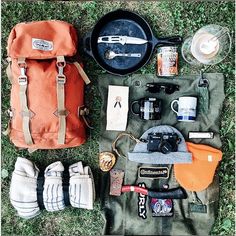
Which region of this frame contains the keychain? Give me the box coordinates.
[99,133,142,172]
[197,69,209,114]
[189,191,207,214]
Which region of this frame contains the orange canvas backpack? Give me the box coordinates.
[5,20,90,151]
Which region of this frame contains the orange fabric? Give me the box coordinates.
[174,142,222,192]
[7,21,86,149]
[7,21,77,59]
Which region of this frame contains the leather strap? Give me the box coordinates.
[73,62,91,85]
[56,56,67,144]
[2,120,11,136]
[28,148,38,154]
[18,58,33,145]
[6,58,13,84]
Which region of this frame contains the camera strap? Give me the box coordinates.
[112,132,142,158]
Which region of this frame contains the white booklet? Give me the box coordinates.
[106,85,129,131]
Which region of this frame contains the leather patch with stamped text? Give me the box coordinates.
[138,167,169,179]
[189,203,207,213]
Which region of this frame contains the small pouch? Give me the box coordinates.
[69,162,95,210]
[174,142,222,191]
[43,161,65,212]
[9,157,40,219]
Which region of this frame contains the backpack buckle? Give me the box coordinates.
[56,61,66,84]
[18,75,27,85]
[17,59,27,69]
[57,75,66,84]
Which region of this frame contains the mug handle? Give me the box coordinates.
[131,101,140,115]
[171,100,179,114]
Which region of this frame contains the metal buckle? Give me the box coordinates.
[198,71,209,88]
[199,78,209,87]
[56,61,66,68]
[17,62,27,69]
[56,63,66,84]
[6,109,13,118]
[57,75,66,84]
[79,106,89,116]
[18,75,27,85]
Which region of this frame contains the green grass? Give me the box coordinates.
[1,1,235,235]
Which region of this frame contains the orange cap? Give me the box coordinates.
[174,142,222,192]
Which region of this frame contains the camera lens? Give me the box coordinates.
[160,141,173,154]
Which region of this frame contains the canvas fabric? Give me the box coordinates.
[43,161,65,212]
[10,157,95,219]
[6,20,87,150]
[98,73,225,235]
[9,157,40,219]
[69,162,95,210]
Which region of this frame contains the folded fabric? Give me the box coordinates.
[9,157,40,219]
[69,162,95,210]
[10,158,95,219]
[174,142,222,191]
[43,161,65,212]
[128,125,192,164]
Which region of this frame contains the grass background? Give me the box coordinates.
[1,1,235,235]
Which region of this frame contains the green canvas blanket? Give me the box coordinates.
[98,73,225,235]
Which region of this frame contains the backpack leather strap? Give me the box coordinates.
[56,56,67,144]
[73,62,91,85]
[17,58,33,145]
[6,57,13,84]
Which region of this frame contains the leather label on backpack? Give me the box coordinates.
[32,38,53,51]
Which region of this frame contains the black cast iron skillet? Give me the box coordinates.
[84,9,182,76]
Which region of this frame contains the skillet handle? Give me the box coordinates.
[155,36,183,46]
[83,32,94,57]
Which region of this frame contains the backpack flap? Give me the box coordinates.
[7,20,78,59]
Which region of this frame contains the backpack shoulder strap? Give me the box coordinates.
[56,56,68,144]
[17,57,33,145]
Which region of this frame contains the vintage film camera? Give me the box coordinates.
[147,133,181,154]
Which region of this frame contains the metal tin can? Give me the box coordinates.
[157,46,178,77]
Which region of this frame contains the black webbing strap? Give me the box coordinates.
[36,166,71,209]
[62,164,70,206]
[36,171,45,210]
